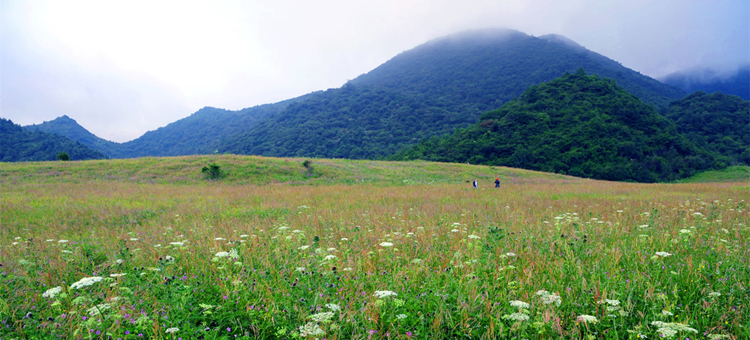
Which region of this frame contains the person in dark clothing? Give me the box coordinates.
[473,179,478,188]
[495,178,500,188]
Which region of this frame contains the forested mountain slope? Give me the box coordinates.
[1,118,106,162]
[219,29,685,159]
[393,69,718,182]
[665,91,750,165]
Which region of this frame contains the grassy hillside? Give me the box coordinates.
[677,165,750,183]
[0,154,570,186]
[1,156,747,339]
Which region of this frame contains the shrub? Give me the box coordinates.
[201,163,225,179]
[57,152,70,161]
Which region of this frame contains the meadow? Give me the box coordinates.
[0,155,748,339]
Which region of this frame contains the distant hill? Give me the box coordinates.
[26,98,306,158]
[392,69,718,182]
[665,91,750,165]
[1,118,106,162]
[25,115,122,157]
[661,66,750,100]
[219,29,685,159]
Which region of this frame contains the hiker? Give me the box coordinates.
[473,179,478,188]
[495,178,500,188]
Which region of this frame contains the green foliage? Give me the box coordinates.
[201,163,225,180]
[0,118,106,162]
[57,152,70,161]
[394,70,718,182]
[217,29,684,159]
[665,91,750,165]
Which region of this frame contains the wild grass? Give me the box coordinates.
[0,156,748,339]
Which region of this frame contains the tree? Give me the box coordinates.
[57,152,70,161]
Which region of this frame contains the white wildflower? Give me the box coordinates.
[374,290,398,298]
[450,229,460,233]
[295,267,306,272]
[662,310,673,316]
[214,251,230,258]
[229,248,240,259]
[214,237,225,241]
[116,259,124,264]
[468,234,481,239]
[509,300,530,309]
[109,273,127,278]
[504,312,530,321]
[324,254,337,261]
[46,239,55,242]
[535,290,562,306]
[708,292,721,298]
[87,303,111,316]
[340,238,349,241]
[70,276,104,289]
[309,311,335,323]
[654,252,672,257]
[298,322,325,337]
[577,315,598,323]
[379,242,393,247]
[58,240,68,243]
[42,286,62,298]
[327,247,336,252]
[61,250,73,254]
[506,252,516,257]
[129,238,138,241]
[240,234,249,238]
[298,245,310,250]
[325,303,340,311]
[396,314,407,319]
[165,327,179,334]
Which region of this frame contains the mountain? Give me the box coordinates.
[218,29,685,159]
[25,115,122,157]
[25,97,308,158]
[392,69,718,182]
[660,66,750,100]
[665,91,750,165]
[1,118,106,162]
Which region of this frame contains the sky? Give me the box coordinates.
[1,0,748,142]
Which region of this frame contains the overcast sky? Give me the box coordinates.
[1,0,748,142]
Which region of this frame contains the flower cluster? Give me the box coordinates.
[374,290,398,298]
[298,322,325,337]
[70,276,104,289]
[650,321,698,338]
[42,286,62,298]
[535,290,562,306]
[577,315,598,323]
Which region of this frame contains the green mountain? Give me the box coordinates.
[1,118,106,162]
[25,115,122,157]
[25,98,305,158]
[218,29,685,159]
[393,69,718,182]
[665,91,750,165]
[661,66,750,100]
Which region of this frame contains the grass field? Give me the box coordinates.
[1,156,748,339]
